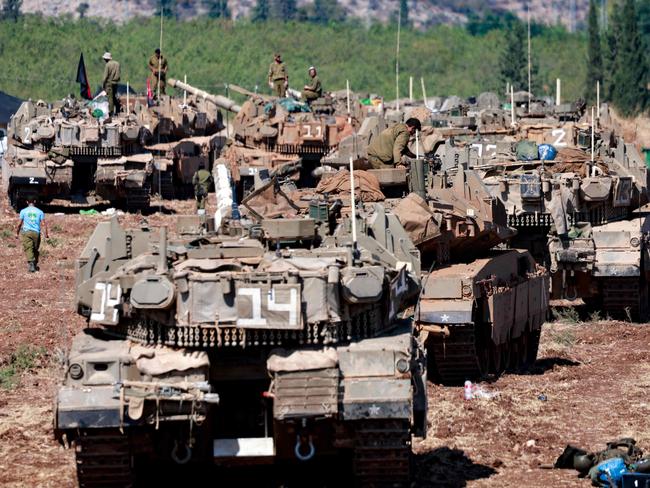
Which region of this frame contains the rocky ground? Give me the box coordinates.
[1,194,649,487]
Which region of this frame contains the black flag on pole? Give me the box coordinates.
[76,53,92,100]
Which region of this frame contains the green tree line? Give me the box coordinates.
[0,15,587,104]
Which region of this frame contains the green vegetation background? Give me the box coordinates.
[0,16,586,102]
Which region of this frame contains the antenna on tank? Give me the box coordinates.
[158,4,164,103]
[527,2,532,109]
[349,157,358,246]
[395,5,401,111]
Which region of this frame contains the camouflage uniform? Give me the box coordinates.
[102,59,121,115]
[268,61,288,98]
[148,54,168,97]
[303,75,322,102]
[192,168,213,210]
[366,123,411,169]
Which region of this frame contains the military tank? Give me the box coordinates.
[168,79,361,193]
[360,162,549,384]
[54,200,427,486]
[429,109,650,320]
[116,83,232,199]
[3,97,154,211]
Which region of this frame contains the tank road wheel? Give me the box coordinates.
[75,429,135,488]
[353,420,411,488]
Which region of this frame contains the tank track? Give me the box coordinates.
[428,326,542,384]
[601,277,645,321]
[75,429,134,488]
[353,420,411,488]
[125,183,151,213]
[428,325,486,384]
[154,170,175,200]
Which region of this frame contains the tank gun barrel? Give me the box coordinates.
[168,78,241,113]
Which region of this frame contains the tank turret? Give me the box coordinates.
[55,208,427,487]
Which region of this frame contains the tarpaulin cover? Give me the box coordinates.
[265,98,310,114]
[392,193,441,245]
[538,143,557,161]
[267,348,338,372]
[241,180,299,220]
[130,344,209,376]
[516,140,538,161]
[316,169,385,202]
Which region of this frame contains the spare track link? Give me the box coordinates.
[429,324,483,384]
[353,420,411,488]
[75,429,135,488]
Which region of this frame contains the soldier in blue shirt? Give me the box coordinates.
[15,199,49,272]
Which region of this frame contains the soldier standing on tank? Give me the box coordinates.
[148,48,168,100]
[366,118,421,169]
[192,165,213,213]
[15,198,49,273]
[268,53,288,98]
[102,52,121,116]
[302,66,322,103]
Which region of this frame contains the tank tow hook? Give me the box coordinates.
[294,429,315,462]
[171,440,192,465]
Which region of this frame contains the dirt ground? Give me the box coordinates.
[1,195,650,487]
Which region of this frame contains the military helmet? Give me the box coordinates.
[573,453,596,473]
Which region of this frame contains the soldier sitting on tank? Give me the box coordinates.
[366,118,421,169]
[193,165,213,213]
[148,48,168,100]
[302,66,322,104]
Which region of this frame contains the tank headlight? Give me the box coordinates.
[462,284,472,297]
[631,237,640,247]
[68,363,84,380]
[396,358,410,374]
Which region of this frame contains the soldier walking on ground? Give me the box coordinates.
[302,66,322,103]
[102,52,121,115]
[268,53,288,98]
[366,118,421,169]
[148,48,168,99]
[192,165,213,213]
[15,198,48,273]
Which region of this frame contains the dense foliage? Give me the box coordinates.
[607,0,649,115]
[0,15,587,104]
[585,0,604,103]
